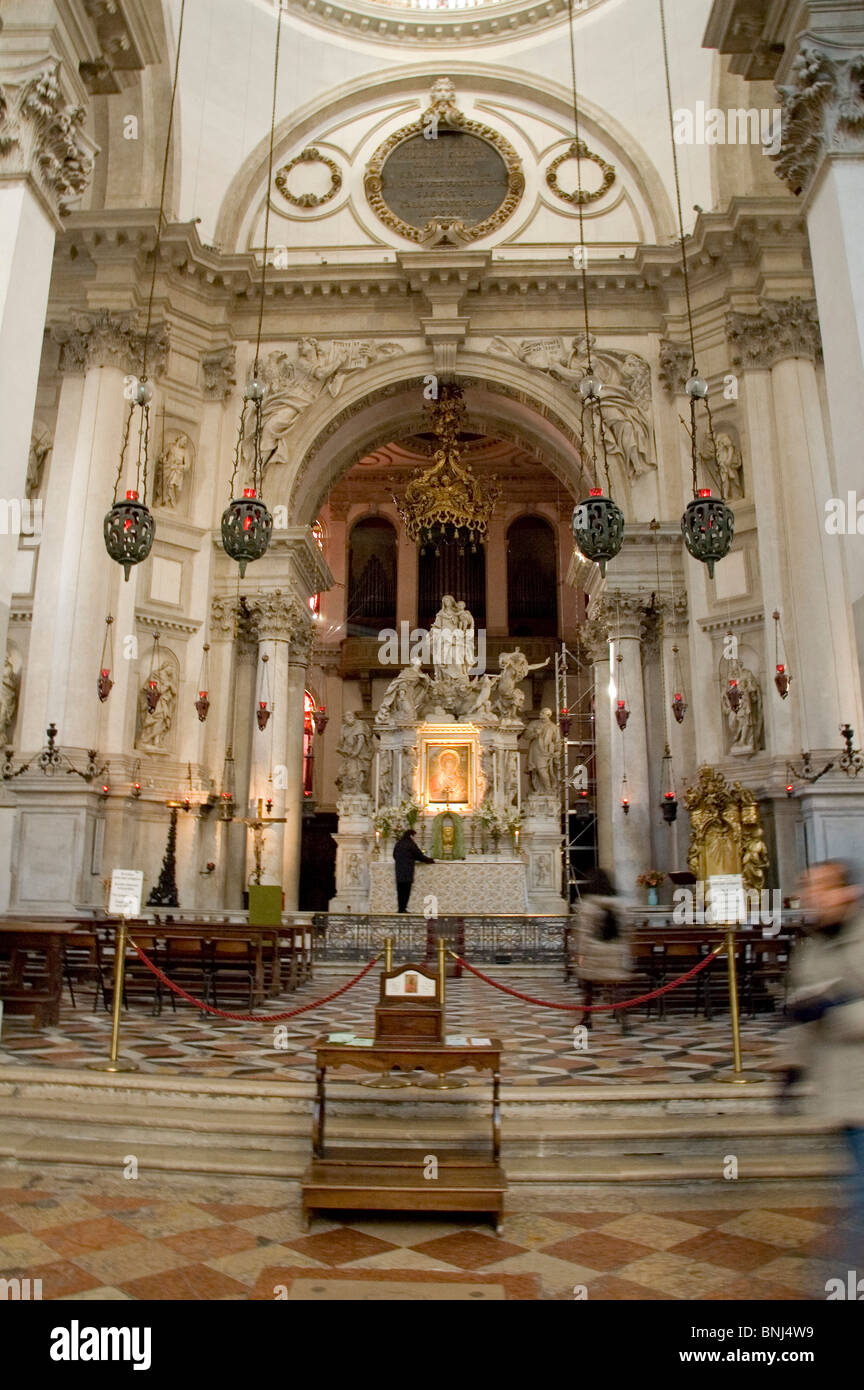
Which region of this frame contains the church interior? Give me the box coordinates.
[2,0,864,1321]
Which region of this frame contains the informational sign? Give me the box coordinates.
[707,874,745,925]
[109,869,143,919]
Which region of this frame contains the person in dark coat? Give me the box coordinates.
[393,829,434,913]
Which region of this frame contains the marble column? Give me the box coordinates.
[596,592,653,893]
[581,611,613,873]
[772,30,864,686]
[244,587,315,908]
[0,60,96,675]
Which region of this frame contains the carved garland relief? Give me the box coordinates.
[545,138,616,206]
[275,147,342,209]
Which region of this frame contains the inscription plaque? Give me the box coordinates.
[380,130,510,234]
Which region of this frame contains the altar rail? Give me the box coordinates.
[315,913,568,962]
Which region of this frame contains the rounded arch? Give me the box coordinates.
[214,62,675,252]
[346,514,398,636]
[270,350,631,528]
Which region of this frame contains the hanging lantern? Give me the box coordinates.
[559,707,572,737]
[620,774,630,815]
[681,489,735,579]
[312,706,329,736]
[772,611,792,699]
[660,743,678,823]
[785,780,795,797]
[104,489,155,582]
[257,701,271,732]
[144,633,162,712]
[572,487,624,578]
[670,644,688,724]
[256,652,272,732]
[97,615,115,703]
[725,677,742,714]
[195,643,211,723]
[615,699,630,732]
[221,486,273,579]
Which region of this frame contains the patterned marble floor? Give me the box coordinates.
[0,967,787,1084]
[0,1168,850,1301]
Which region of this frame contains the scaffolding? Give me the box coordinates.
[555,641,598,905]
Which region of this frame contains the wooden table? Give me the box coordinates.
[302,1037,506,1229]
[0,922,84,1027]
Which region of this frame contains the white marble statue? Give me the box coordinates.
[137,661,178,750]
[335,711,373,794]
[375,656,430,725]
[0,656,19,743]
[155,432,194,508]
[430,595,475,681]
[524,707,561,793]
[493,649,550,719]
[726,667,764,756]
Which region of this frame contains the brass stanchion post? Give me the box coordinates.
[717,927,768,1084]
[438,934,446,1011]
[363,935,410,1087]
[87,918,139,1074]
[385,935,393,973]
[421,935,468,1089]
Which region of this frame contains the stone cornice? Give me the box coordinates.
[136,612,202,637]
[698,608,765,635]
[279,0,603,48]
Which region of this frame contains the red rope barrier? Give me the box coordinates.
[453,947,724,1013]
[128,941,380,1022]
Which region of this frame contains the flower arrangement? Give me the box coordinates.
[637,870,665,888]
[374,798,420,838]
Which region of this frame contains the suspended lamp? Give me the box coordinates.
[660,743,678,823]
[195,643,211,723]
[614,651,630,731]
[312,705,329,736]
[222,7,284,576]
[256,652,272,732]
[620,774,630,815]
[670,644,688,724]
[98,615,115,702]
[565,5,625,577]
[772,610,791,699]
[144,633,162,713]
[659,0,734,580]
[103,3,187,578]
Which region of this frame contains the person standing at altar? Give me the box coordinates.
[393,829,434,914]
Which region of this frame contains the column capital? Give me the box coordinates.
[774,40,864,196]
[50,310,169,377]
[244,587,315,661]
[0,62,97,224]
[658,339,692,397]
[725,297,822,369]
[596,589,653,643]
[201,346,237,402]
[581,613,611,664]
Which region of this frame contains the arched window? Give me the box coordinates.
[507,515,558,637]
[347,517,397,635]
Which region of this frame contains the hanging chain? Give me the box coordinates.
[566,0,593,371]
[113,403,135,503]
[659,0,697,377]
[253,0,285,377]
[141,0,187,383]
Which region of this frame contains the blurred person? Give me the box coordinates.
[393,828,434,914]
[572,868,634,1033]
[785,859,864,1258]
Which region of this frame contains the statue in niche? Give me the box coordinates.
[257,338,404,472]
[27,424,52,498]
[335,711,373,794]
[489,334,654,480]
[154,432,194,509]
[136,662,178,751]
[524,707,561,794]
[493,649,550,719]
[0,656,19,743]
[375,657,430,725]
[725,667,764,757]
[701,432,744,500]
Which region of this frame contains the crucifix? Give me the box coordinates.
[238,801,288,885]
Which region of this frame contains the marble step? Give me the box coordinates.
[0,1133,846,1185]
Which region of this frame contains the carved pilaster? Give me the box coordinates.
[658,339,692,397]
[725,298,822,369]
[201,346,237,401]
[774,43,864,195]
[581,612,611,664]
[0,64,97,221]
[51,310,169,377]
